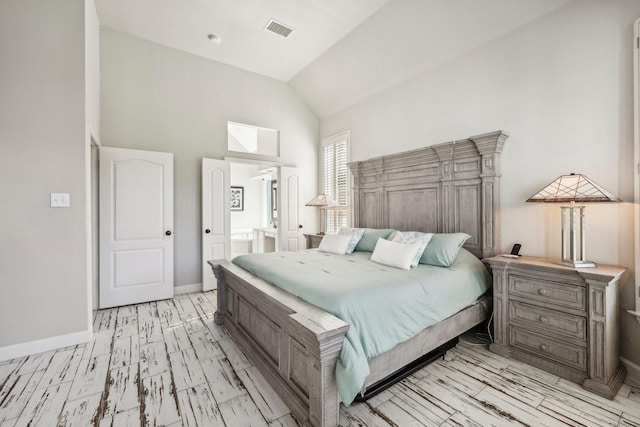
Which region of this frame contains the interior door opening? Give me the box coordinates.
[202,158,305,290]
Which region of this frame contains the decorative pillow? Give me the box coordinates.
[337,227,365,254]
[420,233,471,267]
[318,234,353,255]
[392,231,433,268]
[370,238,421,270]
[355,229,395,252]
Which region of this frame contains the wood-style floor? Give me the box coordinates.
[0,291,638,427]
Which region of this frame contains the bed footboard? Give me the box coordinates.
[209,260,349,427]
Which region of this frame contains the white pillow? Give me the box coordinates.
[318,234,353,255]
[370,238,421,270]
[392,231,434,268]
[337,227,365,254]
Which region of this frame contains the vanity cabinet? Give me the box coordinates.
[253,228,277,253]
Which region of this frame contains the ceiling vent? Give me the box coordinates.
[264,19,294,38]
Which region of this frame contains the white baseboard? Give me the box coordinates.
[174,283,202,295]
[0,329,92,363]
[621,357,640,388]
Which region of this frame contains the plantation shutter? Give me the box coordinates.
[321,132,350,234]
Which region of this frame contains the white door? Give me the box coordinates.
[202,158,230,291]
[99,147,174,309]
[278,167,305,251]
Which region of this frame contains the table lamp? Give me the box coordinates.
[305,194,339,235]
[526,173,621,267]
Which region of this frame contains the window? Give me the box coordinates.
[227,121,279,157]
[321,131,350,234]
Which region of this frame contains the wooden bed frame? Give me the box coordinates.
[210,130,509,427]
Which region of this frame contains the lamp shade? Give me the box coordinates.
[305,194,340,208]
[526,173,621,203]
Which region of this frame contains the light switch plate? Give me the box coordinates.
[51,193,70,207]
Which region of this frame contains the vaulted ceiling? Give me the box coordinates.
[95,0,391,82]
[96,0,573,119]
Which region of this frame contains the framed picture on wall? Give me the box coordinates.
[230,186,244,211]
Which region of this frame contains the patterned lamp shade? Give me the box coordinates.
[526,173,620,203]
[305,194,340,208]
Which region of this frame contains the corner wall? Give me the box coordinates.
[320,0,640,366]
[0,0,91,356]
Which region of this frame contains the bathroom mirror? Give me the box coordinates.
[228,121,279,157]
[270,180,278,222]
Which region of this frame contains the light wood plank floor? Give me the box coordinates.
[0,291,638,426]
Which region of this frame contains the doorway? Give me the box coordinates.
[227,161,305,254]
[229,160,277,257]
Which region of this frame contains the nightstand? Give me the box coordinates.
[303,234,324,249]
[484,255,627,399]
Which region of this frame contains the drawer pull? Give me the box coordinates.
[539,316,548,323]
[538,289,550,296]
[540,344,548,352]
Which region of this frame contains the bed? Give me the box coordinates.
[209,130,508,427]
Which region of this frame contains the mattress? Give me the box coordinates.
[232,248,491,405]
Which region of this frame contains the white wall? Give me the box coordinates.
[320,0,640,364]
[291,0,573,119]
[100,29,319,291]
[0,0,91,354]
[230,162,267,231]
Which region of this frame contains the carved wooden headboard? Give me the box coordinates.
[348,130,508,259]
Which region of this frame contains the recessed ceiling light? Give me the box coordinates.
[207,34,222,45]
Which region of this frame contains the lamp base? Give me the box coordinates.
[553,259,597,268]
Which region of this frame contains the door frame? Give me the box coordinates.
[633,18,640,321]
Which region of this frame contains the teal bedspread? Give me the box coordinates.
[232,249,490,405]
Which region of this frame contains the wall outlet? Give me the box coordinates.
[50,193,70,207]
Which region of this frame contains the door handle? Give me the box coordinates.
[298,225,303,229]
[165,230,172,236]
[205,229,211,234]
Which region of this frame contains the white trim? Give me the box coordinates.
[634,18,640,316]
[621,356,640,388]
[0,330,92,363]
[224,156,282,167]
[174,283,202,295]
[320,130,351,147]
[90,133,101,147]
[628,310,640,325]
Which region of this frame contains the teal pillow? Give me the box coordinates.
[420,233,471,267]
[355,229,395,252]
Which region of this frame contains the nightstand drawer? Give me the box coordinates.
[509,275,585,311]
[510,326,587,371]
[509,301,586,340]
